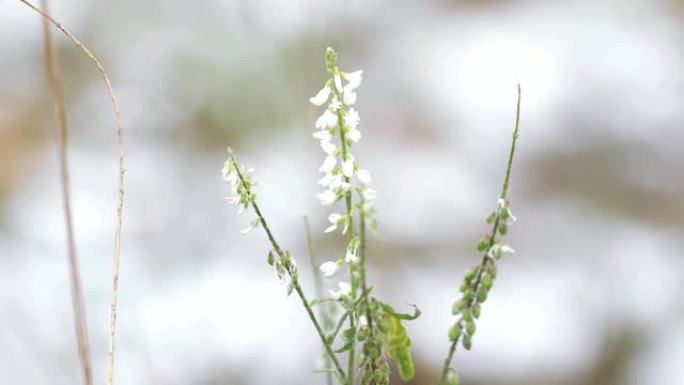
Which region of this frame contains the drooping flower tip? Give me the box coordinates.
[501,245,516,254]
[310,86,331,106]
[357,169,372,184]
[344,70,363,90]
[320,261,341,278]
[330,282,352,299]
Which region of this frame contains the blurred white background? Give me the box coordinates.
[1,0,683,384]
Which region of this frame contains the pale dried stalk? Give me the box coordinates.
[39,1,93,384]
[19,1,127,384]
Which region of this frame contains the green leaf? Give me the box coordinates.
[380,302,421,320]
[383,314,415,380]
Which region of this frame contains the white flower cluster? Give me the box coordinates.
[222,149,261,234]
[310,48,377,279]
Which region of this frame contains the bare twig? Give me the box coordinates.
[19,1,127,384]
[39,1,92,384]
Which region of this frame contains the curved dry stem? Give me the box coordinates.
[39,1,92,384]
[19,1,127,384]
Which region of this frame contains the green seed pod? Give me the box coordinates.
[477,238,490,251]
[482,274,493,290]
[486,212,496,224]
[357,353,367,366]
[466,321,476,336]
[267,251,275,266]
[463,290,474,303]
[461,308,473,322]
[452,300,464,315]
[358,327,368,341]
[499,207,510,220]
[448,324,462,342]
[464,268,477,282]
[447,369,461,385]
[459,281,468,293]
[489,264,498,279]
[477,288,488,303]
[498,224,508,236]
[462,334,472,350]
[472,303,481,319]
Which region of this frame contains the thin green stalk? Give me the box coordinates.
[437,84,522,385]
[358,200,378,381]
[231,157,347,384]
[304,217,334,385]
[332,80,359,385]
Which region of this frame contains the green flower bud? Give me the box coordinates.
[462,334,472,350]
[477,288,488,303]
[498,223,508,236]
[452,300,464,315]
[447,370,461,385]
[448,324,462,341]
[464,268,477,282]
[472,303,481,319]
[267,251,274,266]
[466,321,476,336]
[477,237,490,251]
[481,274,493,290]
[486,212,496,224]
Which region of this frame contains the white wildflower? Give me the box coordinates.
[357,169,372,184]
[330,282,352,299]
[334,73,343,92]
[320,261,341,278]
[313,130,332,142]
[319,154,337,173]
[342,158,355,178]
[310,86,331,106]
[325,213,343,233]
[344,108,360,129]
[329,98,342,111]
[345,250,359,264]
[320,141,337,155]
[347,128,361,143]
[362,188,377,202]
[344,70,363,90]
[316,189,337,206]
[501,245,516,254]
[343,88,357,105]
[315,109,338,130]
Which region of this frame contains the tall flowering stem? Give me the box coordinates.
[223,150,347,383]
[438,85,522,385]
[311,47,376,384]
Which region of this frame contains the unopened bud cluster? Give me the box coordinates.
[446,198,516,373]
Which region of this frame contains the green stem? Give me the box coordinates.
[304,217,334,385]
[437,84,522,385]
[332,71,359,385]
[231,157,347,384]
[358,199,378,382]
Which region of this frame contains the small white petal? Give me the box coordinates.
[324,224,338,233]
[309,86,331,106]
[344,108,360,129]
[344,70,363,90]
[329,98,342,111]
[320,261,340,277]
[313,130,332,142]
[315,109,338,130]
[362,188,377,202]
[347,128,361,143]
[498,198,506,208]
[345,250,359,263]
[316,190,337,206]
[330,282,352,299]
[343,88,357,105]
[501,245,516,254]
[318,173,335,186]
[320,141,337,155]
[342,158,354,178]
[334,74,343,91]
[328,213,342,224]
[357,169,372,184]
[319,155,337,173]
